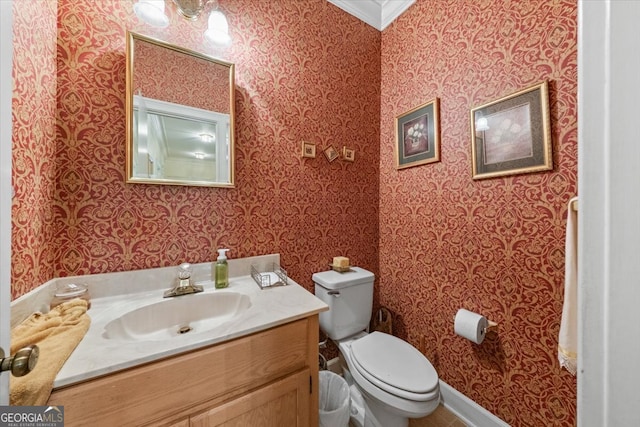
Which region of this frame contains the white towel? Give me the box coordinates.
[558,196,578,375]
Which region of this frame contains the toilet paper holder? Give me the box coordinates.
[452,315,499,334]
[485,320,499,334]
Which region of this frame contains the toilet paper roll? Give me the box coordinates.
[454,308,488,344]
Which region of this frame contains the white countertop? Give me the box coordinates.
[11,254,328,389]
[54,275,327,388]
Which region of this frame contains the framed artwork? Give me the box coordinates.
[395,98,440,169]
[301,141,316,158]
[324,145,339,162]
[343,147,355,162]
[470,81,552,180]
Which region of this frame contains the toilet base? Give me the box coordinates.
[361,392,410,427]
[343,364,414,427]
[349,384,365,427]
[348,383,410,427]
[340,351,439,427]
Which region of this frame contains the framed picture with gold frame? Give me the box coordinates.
[470,81,552,180]
[343,147,355,162]
[324,145,339,162]
[301,141,316,158]
[395,98,440,169]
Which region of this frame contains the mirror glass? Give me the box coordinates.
[126,32,235,187]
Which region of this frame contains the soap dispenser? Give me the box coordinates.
[214,249,230,289]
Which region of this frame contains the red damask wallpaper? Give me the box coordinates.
[11,0,381,298]
[379,1,577,425]
[11,0,58,298]
[11,0,577,425]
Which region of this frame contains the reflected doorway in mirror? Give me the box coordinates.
[126,31,235,187]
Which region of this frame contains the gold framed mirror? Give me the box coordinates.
[126,31,235,187]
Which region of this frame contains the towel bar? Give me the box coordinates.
[570,198,578,212]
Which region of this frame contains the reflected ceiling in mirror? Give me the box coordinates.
[126,31,235,187]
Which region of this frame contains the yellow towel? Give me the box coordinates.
[558,197,578,375]
[10,299,90,405]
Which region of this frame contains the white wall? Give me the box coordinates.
[578,1,640,425]
[0,0,14,405]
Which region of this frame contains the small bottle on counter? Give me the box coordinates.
[50,283,91,309]
[214,249,230,289]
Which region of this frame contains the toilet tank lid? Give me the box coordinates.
[312,267,374,290]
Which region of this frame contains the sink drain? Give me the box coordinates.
[177,325,192,334]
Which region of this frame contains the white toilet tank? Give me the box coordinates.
[313,267,374,340]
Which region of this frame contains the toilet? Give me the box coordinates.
[314,267,440,427]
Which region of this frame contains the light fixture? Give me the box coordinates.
[133,0,231,46]
[133,0,169,28]
[199,133,215,143]
[204,10,231,46]
[194,152,205,160]
[173,0,209,20]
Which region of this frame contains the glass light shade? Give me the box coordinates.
[205,10,231,46]
[134,0,169,28]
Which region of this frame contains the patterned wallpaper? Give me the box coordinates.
[379,1,577,425]
[11,0,577,425]
[11,0,58,299]
[11,0,381,298]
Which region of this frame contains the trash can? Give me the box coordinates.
[318,370,350,427]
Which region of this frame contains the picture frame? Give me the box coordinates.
[343,147,355,162]
[301,141,316,158]
[395,98,440,169]
[323,145,339,162]
[470,81,552,180]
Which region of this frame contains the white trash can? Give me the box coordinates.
[318,370,350,427]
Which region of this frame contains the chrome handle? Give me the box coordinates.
[178,262,192,280]
[328,290,341,297]
[0,345,39,377]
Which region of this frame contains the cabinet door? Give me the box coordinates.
[190,369,310,427]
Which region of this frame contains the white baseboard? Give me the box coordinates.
[439,380,510,427]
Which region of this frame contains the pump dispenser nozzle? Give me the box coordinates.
[217,248,230,261]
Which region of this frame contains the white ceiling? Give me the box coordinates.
[327,0,416,31]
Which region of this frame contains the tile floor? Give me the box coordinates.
[409,404,467,427]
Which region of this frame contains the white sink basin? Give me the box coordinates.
[103,292,251,341]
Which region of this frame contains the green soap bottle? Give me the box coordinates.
[215,249,230,289]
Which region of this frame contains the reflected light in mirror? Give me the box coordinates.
[134,0,169,28]
[200,133,215,143]
[476,117,490,131]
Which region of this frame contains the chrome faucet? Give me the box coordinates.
[163,263,203,298]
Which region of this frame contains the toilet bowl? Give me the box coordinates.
[337,331,440,427]
[313,267,440,427]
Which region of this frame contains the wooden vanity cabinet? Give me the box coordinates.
[47,316,320,427]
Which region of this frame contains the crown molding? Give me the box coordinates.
[327,0,415,31]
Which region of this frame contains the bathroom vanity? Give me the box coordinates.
[10,254,327,426]
[47,317,319,426]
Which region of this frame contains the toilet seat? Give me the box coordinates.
[350,332,439,401]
